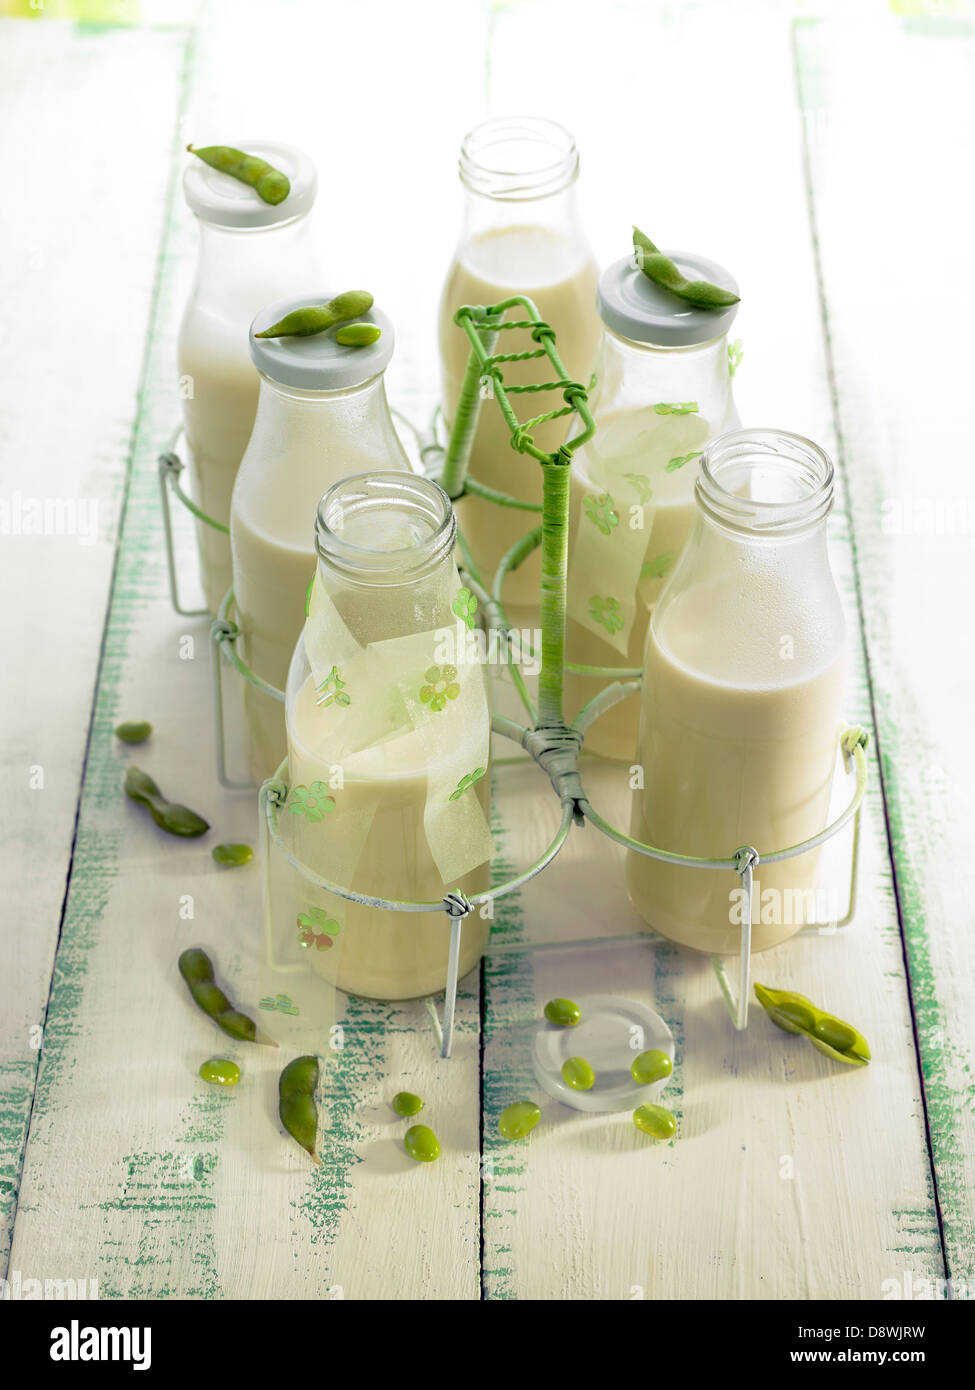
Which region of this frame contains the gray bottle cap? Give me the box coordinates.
[249,293,394,390]
[597,251,740,346]
[183,139,317,229]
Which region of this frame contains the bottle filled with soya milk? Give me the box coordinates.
[627,429,847,955]
[283,472,493,1000]
[230,296,410,785]
[438,117,600,617]
[178,142,322,614]
[564,250,741,761]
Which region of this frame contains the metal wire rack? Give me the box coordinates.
[158,297,869,1057]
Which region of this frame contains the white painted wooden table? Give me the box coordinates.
[1,0,972,1301]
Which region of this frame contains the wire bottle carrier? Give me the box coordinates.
[158,297,869,1057]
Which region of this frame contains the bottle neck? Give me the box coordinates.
[593,327,738,426]
[313,473,458,642]
[250,369,407,466]
[191,212,318,309]
[460,180,584,242]
[662,429,836,632]
[652,429,844,686]
[456,116,588,245]
[695,428,834,540]
[316,472,455,580]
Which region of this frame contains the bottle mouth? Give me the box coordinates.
[696,429,835,536]
[459,116,580,200]
[315,472,456,581]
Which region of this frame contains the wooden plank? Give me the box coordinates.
[795,11,975,1291]
[0,17,189,1273]
[6,0,959,1302]
[7,0,489,1299]
[479,0,943,1300]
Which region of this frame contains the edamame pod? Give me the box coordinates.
[178,948,269,1046]
[254,290,374,340]
[187,144,290,205]
[115,720,152,744]
[754,983,870,1067]
[633,226,740,309]
[125,765,209,838]
[279,1055,322,1165]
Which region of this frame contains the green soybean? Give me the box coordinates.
[762,994,818,1035]
[255,290,374,340]
[543,997,581,1028]
[631,1049,672,1086]
[754,983,870,1067]
[633,1104,677,1139]
[125,766,209,838]
[335,322,381,347]
[115,720,152,744]
[279,1055,321,1165]
[178,948,265,1045]
[199,1058,240,1087]
[813,1016,858,1052]
[211,842,254,868]
[498,1101,541,1141]
[404,1124,440,1163]
[633,226,740,309]
[187,143,290,205]
[561,1056,595,1091]
[392,1091,423,1117]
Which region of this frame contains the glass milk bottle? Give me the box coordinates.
[627,430,847,955]
[230,297,410,785]
[564,251,741,762]
[438,117,600,616]
[178,141,321,614]
[284,473,493,1000]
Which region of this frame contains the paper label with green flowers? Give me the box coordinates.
[297,906,341,951]
[566,406,710,653]
[295,569,492,889]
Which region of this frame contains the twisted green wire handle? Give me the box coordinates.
[440,298,594,729]
[420,414,634,681]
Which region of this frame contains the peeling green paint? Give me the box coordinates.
[481,791,535,1301]
[0,1062,36,1213]
[794,16,967,1286]
[2,22,210,1295]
